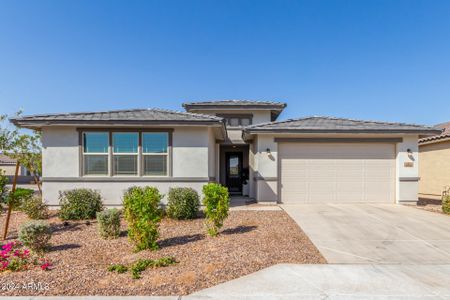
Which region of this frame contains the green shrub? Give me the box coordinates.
[130,256,176,279]
[166,187,200,220]
[442,193,450,215]
[123,186,163,251]
[107,264,128,273]
[8,188,34,210]
[58,188,104,220]
[20,196,49,219]
[97,209,121,239]
[202,183,230,237]
[18,220,51,253]
[0,170,8,205]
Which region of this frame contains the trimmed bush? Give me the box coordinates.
[97,209,121,239]
[59,188,104,220]
[443,194,450,215]
[21,196,49,220]
[18,220,51,253]
[166,187,200,220]
[202,183,230,237]
[123,186,162,251]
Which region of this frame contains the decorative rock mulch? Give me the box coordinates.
[0,209,325,296]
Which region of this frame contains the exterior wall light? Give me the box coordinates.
[266,148,271,154]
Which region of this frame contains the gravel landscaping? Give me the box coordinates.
[408,198,446,214]
[0,209,325,296]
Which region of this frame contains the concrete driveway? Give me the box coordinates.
[282,204,450,264]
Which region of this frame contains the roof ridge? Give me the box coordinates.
[13,107,223,121]
[183,99,287,106]
[148,108,223,121]
[13,108,151,119]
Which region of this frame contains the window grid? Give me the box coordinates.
[82,132,109,176]
[82,131,170,177]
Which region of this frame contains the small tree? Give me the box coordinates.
[1,112,43,239]
[202,183,230,237]
[123,186,163,251]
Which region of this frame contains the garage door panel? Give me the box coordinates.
[280,143,395,204]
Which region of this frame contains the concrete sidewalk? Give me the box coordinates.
[189,264,450,299]
[5,264,450,299]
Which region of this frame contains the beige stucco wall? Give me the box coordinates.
[395,135,420,203]
[41,126,215,206]
[419,140,450,199]
[42,127,80,177]
[43,181,208,207]
[254,135,278,203]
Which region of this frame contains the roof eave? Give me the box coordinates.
[243,128,442,140]
[10,119,225,130]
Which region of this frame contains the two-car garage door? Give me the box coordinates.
[279,143,395,204]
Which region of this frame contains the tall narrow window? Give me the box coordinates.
[142,132,168,176]
[83,132,109,175]
[112,132,138,175]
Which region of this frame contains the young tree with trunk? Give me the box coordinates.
[1,113,42,239]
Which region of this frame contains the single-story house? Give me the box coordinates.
[0,154,35,184]
[418,121,450,201]
[11,100,440,207]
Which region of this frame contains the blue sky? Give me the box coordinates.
[0,0,449,125]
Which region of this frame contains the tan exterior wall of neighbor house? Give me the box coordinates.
[419,140,450,199]
[0,165,18,176]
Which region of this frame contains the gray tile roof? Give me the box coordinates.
[11,108,225,129]
[182,100,287,108]
[419,121,450,144]
[244,116,441,134]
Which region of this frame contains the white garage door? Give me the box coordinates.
[279,143,395,204]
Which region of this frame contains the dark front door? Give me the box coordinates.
[226,152,243,194]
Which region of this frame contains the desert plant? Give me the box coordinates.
[166,187,200,220]
[202,183,230,237]
[97,209,121,239]
[130,256,176,279]
[20,196,49,220]
[122,186,163,251]
[18,221,51,253]
[442,187,450,214]
[58,188,104,220]
[7,188,34,210]
[107,264,128,273]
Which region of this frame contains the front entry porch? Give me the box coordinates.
[219,144,249,196]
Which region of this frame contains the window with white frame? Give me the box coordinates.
[83,132,109,175]
[82,130,169,176]
[142,132,168,176]
[113,132,138,175]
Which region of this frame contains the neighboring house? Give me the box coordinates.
[0,154,34,184]
[418,122,450,201]
[11,100,439,207]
